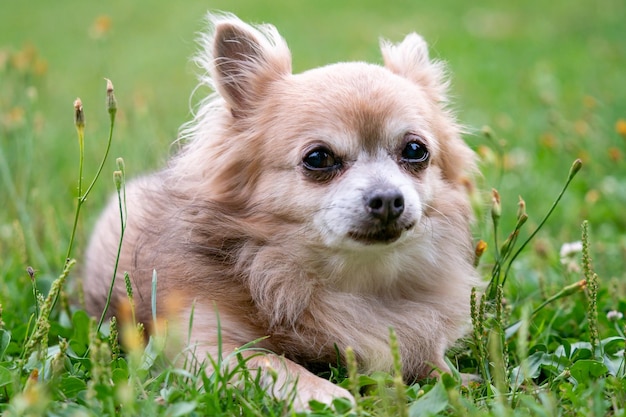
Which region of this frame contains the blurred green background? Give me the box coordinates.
[1,0,625,287]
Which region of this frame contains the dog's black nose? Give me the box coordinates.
[366,189,405,224]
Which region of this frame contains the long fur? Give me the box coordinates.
[84,12,482,408]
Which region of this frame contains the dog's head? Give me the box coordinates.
[178,14,476,283]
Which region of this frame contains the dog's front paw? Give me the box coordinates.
[291,375,355,411]
[249,354,355,411]
[459,372,482,386]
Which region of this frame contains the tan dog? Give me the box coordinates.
[84,12,481,409]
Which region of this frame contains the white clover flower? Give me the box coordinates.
[607,310,624,321]
[559,241,583,263]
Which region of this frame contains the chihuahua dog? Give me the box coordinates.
[84,12,481,409]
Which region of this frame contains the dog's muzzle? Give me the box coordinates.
[348,187,413,245]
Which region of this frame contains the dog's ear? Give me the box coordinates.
[210,15,292,118]
[380,34,448,104]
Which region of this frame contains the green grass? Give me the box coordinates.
[1,0,625,415]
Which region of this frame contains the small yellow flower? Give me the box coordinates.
[608,147,622,162]
[583,95,597,109]
[574,120,589,136]
[540,132,556,149]
[3,106,25,129]
[475,240,488,258]
[90,15,112,39]
[585,189,600,204]
[477,145,496,163]
[615,119,626,138]
[11,44,35,72]
[33,57,48,76]
[474,240,488,267]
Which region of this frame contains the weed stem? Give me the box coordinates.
[501,159,582,287]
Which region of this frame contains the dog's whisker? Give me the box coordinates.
[423,202,454,225]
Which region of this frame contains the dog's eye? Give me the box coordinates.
[401,140,429,163]
[303,147,341,171]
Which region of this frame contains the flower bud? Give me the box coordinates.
[116,157,125,176]
[481,125,494,140]
[517,196,526,220]
[113,170,123,191]
[73,98,85,129]
[500,230,519,258]
[491,189,501,223]
[568,159,582,180]
[474,240,488,267]
[105,78,117,118]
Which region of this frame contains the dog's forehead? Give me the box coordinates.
[282,63,430,152]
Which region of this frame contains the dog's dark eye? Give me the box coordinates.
[303,147,341,171]
[401,139,429,163]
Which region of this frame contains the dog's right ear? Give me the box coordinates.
[207,14,292,118]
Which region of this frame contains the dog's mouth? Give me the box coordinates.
[348,222,414,245]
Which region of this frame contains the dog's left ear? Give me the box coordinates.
[380,34,448,103]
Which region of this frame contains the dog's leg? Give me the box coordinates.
[245,353,354,410]
[179,303,354,410]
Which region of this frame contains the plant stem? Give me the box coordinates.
[57,95,116,313]
[501,159,582,287]
[97,170,126,333]
[64,124,85,266]
[64,116,115,266]
[81,117,115,204]
[506,279,586,334]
